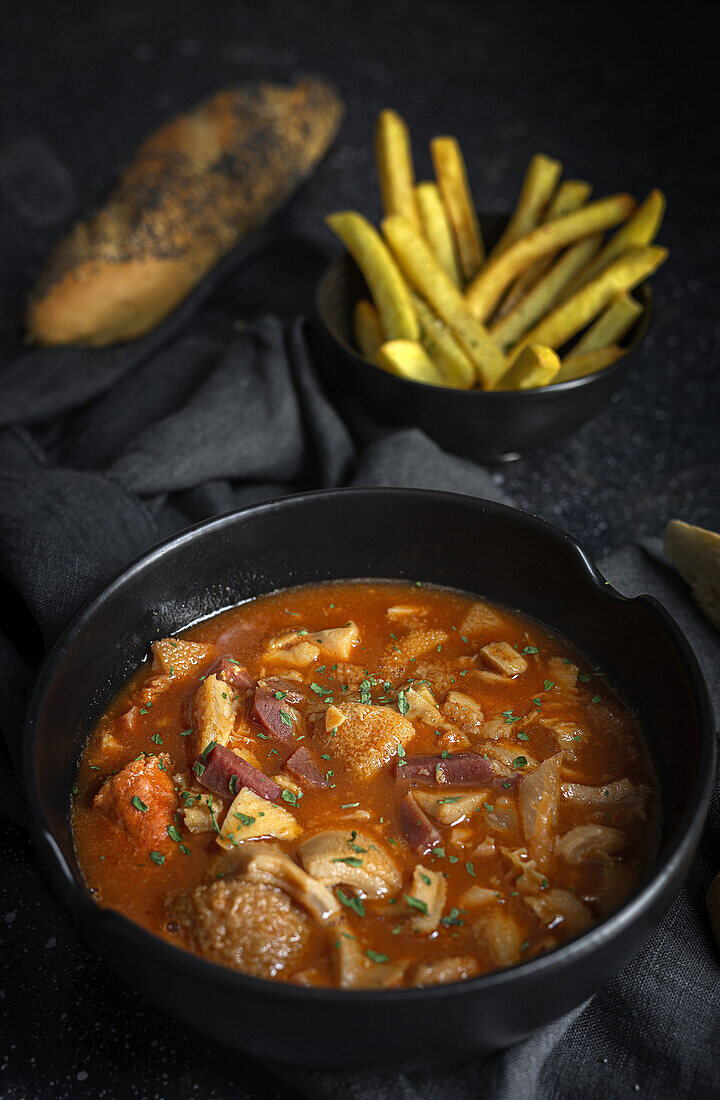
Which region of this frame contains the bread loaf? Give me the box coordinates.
[27,78,344,347]
[665,519,720,630]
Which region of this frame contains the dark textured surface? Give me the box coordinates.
[0,1,718,1097]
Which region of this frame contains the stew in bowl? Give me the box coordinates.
[73,578,659,990]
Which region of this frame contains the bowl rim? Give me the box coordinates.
[316,249,653,399]
[22,487,714,1007]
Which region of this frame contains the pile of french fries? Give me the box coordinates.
[326,109,667,391]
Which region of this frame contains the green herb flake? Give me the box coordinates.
[521,645,539,655]
[397,689,409,716]
[149,851,165,865]
[179,728,193,736]
[405,894,429,914]
[513,756,528,769]
[150,732,163,745]
[517,731,530,741]
[281,790,299,806]
[437,796,461,804]
[440,908,465,927]
[544,679,556,692]
[466,861,475,876]
[167,825,183,843]
[131,796,149,813]
[279,710,293,727]
[337,889,365,917]
[234,811,256,827]
[333,856,363,867]
[366,949,389,964]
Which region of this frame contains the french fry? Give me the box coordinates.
[353,300,384,362]
[411,293,475,389]
[326,211,419,341]
[513,245,667,354]
[465,193,636,322]
[382,214,507,389]
[493,180,592,320]
[431,136,485,279]
[563,189,666,297]
[554,346,625,383]
[415,181,462,286]
[572,291,642,356]
[491,235,602,352]
[375,109,422,231]
[377,340,447,386]
[490,154,563,258]
[492,344,561,391]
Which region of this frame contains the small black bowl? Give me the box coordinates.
[314,215,653,462]
[22,489,712,1071]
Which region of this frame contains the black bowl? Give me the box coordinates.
[22,489,712,1071]
[314,215,653,462]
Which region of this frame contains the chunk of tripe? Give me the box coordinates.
[480,641,528,677]
[325,705,347,732]
[193,673,239,755]
[414,790,488,826]
[181,791,224,834]
[217,787,301,849]
[405,864,447,933]
[151,638,215,677]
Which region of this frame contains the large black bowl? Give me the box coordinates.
[313,215,653,462]
[22,489,712,1071]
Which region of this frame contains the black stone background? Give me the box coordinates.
[0,1,717,1096]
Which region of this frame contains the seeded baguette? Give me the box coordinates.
[27,78,344,347]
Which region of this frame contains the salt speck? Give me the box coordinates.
[77,1070,88,1082]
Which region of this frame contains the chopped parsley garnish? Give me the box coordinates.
[167,825,183,843]
[521,645,539,655]
[179,728,193,736]
[517,731,530,741]
[341,802,360,809]
[366,949,389,964]
[397,743,407,768]
[397,689,409,716]
[149,851,165,865]
[234,811,256,827]
[544,679,556,692]
[466,861,475,876]
[279,710,293,727]
[592,694,602,704]
[150,733,163,745]
[440,908,465,927]
[437,796,461,804]
[337,889,365,917]
[200,739,218,762]
[131,796,148,813]
[333,856,363,867]
[503,710,522,724]
[274,690,287,700]
[513,756,528,769]
[432,847,446,858]
[281,790,299,806]
[193,761,206,778]
[405,895,429,914]
[483,802,494,812]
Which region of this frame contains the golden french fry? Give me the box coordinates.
[493,180,593,320]
[382,214,507,389]
[353,300,384,362]
[572,291,642,356]
[377,340,447,386]
[490,154,562,258]
[415,181,462,286]
[545,180,593,220]
[564,189,666,297]
[326,211,419,341]
[492,344,561,391]
[514,245,667,354]
[431,136,485,279]
[491,235,602,352]
[411,293,475,389]
[465,193,636,321]
[375,109,421,231]
[554,346,625,383]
